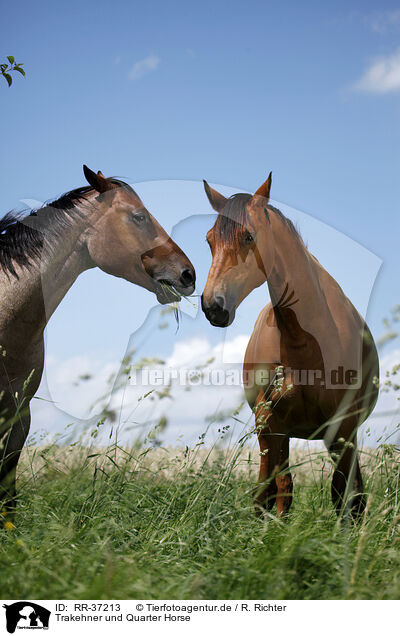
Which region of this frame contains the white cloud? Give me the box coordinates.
[32,336,400,448]
[214,335,249,364]
[166,334,250,368]
[39,353,120,420]
[359,347,400,445]
[380,347,400,372]
[32,334,252,443]
[128,54,160,80]
[166,337,212,368]
[354,48,400,93]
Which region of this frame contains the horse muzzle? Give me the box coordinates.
[201,294,234,327]
[154,266,196,304]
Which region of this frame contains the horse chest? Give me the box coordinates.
[0,340,44,396]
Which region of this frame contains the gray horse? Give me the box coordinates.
[0,166,195,519]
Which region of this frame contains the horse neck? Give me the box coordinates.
[266,213,326,330]
[0,207,95,340]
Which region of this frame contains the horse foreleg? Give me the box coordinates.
[254,393,292,516]
[0,406,31,523]
[255,432,293,517]
[254,432,278,514]
[275,435,292,516]
[326,433,365,520]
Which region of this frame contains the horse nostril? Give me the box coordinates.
[180,268,195,287]
[201,294,231,327]
[201,294,225,313]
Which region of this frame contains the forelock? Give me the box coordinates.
[214,193,252,246]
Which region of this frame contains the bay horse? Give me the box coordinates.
[201,174,379,518]
[0,165,195,520]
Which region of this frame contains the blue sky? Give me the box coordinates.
[1,1,399,444]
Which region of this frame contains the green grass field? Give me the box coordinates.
[0,437,399,600]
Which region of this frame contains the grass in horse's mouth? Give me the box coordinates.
[158,283,200,330]
[158,280,182,301]
[158,281,182,329]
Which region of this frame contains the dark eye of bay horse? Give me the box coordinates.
[0,165,195,520]
[201,173,379,521]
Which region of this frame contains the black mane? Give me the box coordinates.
[214,193,301,245]
[0,178,134,277]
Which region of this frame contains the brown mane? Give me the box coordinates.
[214,194,301,246]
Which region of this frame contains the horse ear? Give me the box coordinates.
[83,165,109,193]
[252,172,272,202]
[203,180,227,213]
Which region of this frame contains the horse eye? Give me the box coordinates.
[243,232,254,244]
[131,212,146,225]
